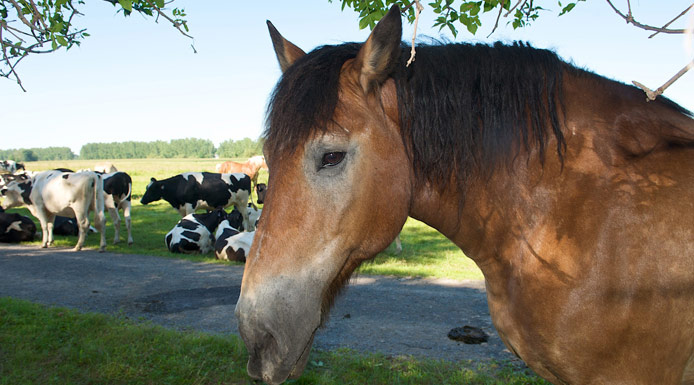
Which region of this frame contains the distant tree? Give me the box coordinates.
[218,137,264,159]
[0,146,73,161]
[79,138,216,159]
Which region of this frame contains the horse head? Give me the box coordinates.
[235,6,410,384]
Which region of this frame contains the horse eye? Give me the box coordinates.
[321,152,345,167]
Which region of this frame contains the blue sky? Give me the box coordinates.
[2,1,692,155]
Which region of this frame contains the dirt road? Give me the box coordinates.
[0,244,516,363]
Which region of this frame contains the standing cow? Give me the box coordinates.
[140,172,253,231]
[101,171,134,245]
[0,170,106,251]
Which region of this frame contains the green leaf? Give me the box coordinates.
[118,0,132,13]
[56,35,68,46]
[559,3,576,16]
[154,0,165,8]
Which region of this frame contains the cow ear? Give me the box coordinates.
[267,20,306,72]
[1,188,6,195]
[150,177,156,182]
[353,5,402,94]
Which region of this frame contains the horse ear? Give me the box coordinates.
[354,5,402,93]
[267,20,306,72]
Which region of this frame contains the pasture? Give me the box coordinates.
[8,158,483,280]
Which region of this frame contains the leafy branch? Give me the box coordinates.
[0,0,192,91]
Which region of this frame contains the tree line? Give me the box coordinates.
[0,147,75,162]
[1,138,264,161]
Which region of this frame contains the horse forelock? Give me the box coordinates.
[264,43,362,157]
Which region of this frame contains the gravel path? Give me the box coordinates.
[0,244,516,364]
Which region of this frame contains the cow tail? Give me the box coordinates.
[95,173,105,216]
[93,173,106,241]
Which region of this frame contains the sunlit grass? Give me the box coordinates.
[0,298,548,385]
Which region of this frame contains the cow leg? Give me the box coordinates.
[35,213,50,248]
[73,211,89,251]
[237,202,253,232]
[107,206,121,244]
[122,201,133,245]
[45,214,56,246]
[93,207,107,252]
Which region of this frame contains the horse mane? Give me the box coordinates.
[263,39,691,193]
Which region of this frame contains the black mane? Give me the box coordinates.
[265,40,572,190]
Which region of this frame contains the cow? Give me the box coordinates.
[0,160,24,174]
[242,203,262,231]
[214,218,255,262]
[52,215,99,236]
[101,171,133,245]
[0,172,29,190]
[140,172,253,231]
[165,209,227,254]
[0,206,36,243]
[255,183,267,204]
[0,170,106,251]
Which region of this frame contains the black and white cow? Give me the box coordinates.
[0,172,29,190]
[0,160,24,174]
[141,172,253,230]
[255,183,267,205]
[52,216,98,236]
[0,170,106,251]
[214,216,255,262]
[0,206,36,243]
[165,209,227,254]
[101,171,133,245]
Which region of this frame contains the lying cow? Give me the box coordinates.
[0,170,106,251]
[141,172,253,231]
[101,171,133,245]
[53,216,98,236]
[165,209,227,254]
[214,217,255,262]
[0,207,36,243]
[0,172,29,190]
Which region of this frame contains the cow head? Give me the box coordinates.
[1,180,32,210]
[256,183,268,204]
[226,208,245,231]
[140,177,162,205]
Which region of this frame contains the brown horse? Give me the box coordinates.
[216,155,267,192]
[235,6,694,384]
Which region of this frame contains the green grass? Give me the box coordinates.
[11,158,483,280]
[0,297,548,385]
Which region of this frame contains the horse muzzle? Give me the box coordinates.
[235,281,321,384]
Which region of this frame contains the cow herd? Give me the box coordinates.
[0,158,267,262]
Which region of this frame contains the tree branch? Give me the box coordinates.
[406,0,424,67]
[648,4,694,39]
[632,59,694,101]
[605,0,687,35]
